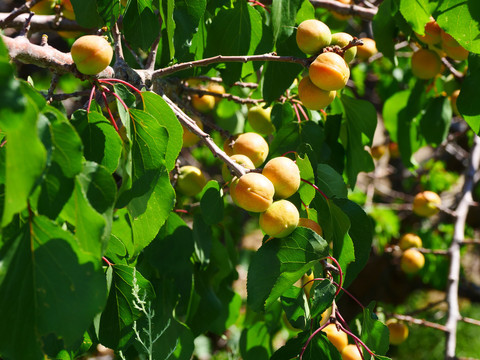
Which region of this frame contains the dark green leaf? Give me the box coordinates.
[281,285,309,330]
[239,322,272,360]
[361,302,390,356]
[193,213,212,266]
[457,54,480,133]
[316,164,347,199]
[372,0,397,63]
[310,279,336,318]
[124,0,161,51]
[50,119,83,178]
[38,162,75,219]
[200,180,224,225]
[160,0,176,60]
[269,122,301,158]
[70,0,103,28]
[420,96,451,145]
[271,102,295,130]
[271,0,302,44]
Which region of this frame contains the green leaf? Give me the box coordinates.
[372,0,397,63]
[200,181,224,225]
[341,95,376,187]
[0,36,25,117]
[0,216,106,359]
[184,0,206,21]
[109,208,134,261]
[247,227,329,312]
[50,118,83,178]
[124,0,161,51]
[457,54,480,133]
[398,0,431,34]
[316,164,347,199]
[281,285,309,330]
[296,0,315,24]
[271,0,302,44]
[142,92,183,171]
[71,110,122,174]
[269,122,301,158]
[97,265,155,349]
[310,279,336,318]
[296,153,315,206]
[419,96,451,145]
[271,102,295,130]
[361,302,390,356]
[70,0,103,28]
[160,0,176,60]
[272,331,342,360]
[239,322,272,360]
[193,213,212,266]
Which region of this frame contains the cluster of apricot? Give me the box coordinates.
[411,18,469,80]
[295,19,356,110]
[320,319,364,360]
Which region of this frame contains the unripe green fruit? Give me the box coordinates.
[222,154,255,183]
[247,105,275,135]
[176,165,207,197]
[330,32,357,63]
[401,248,425,274]
[386,319,409,345]
[296,19,332,55]
[341,344,362,360]
[298,76,336,110]
[259,200,299,238]
[191,93,215,113]
[399,233,422,250]
[71,35,113,75]
[232,132,269,167]
[233,173,274,212]
[322,324,348,353]
[262,157,301,199]
[309,52,350,91]
[411,49,442,80]
[413,191,441,217]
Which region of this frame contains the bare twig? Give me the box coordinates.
[309,0,377,20]
[0,1,42,28]
[188,76,259,89]
[145,35,160,72]
[445,134,480,360]
[442,57,464,80]
[0,12,92,32]
[391,313,447,332]
[182,85,263,105]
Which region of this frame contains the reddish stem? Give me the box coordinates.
[336,322,376,358]
[248,0,271,12]
[87,84,96,113]
[297,103,310,121]
[293,102,302,123]
[300,178,329,201]
[100,90,120,132]
[326,256,343,296]
[102,256,114,266]
[174,209,189,214]
[281,150,298,158]
[299,320,332,360]
[331,280,365,309]
[100,86,130,113]
[98,78,145,109]
[0,139,7,147]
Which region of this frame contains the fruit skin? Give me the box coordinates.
[176,166,207,197]
[386,319,409,345]
[443,43,469,61]
[401,248,425,274]
[412,191,441,217]
[302,272,315,298]
[262,157,301,199]
[322,324,348,353]
[450,89,460,116]
[206,82,225,104]
[233,173,275,212]
[309,52,350,91]
[71,35,113,75]
[341,344,362,360]
[356,38,377,60]
[222,154,255,183]
[298,76,336,110]
[247,105,275,135]
[330,32,357,63]
[30,0,56,15]
[296,19,332,55]
[411,49,442,80]
[259,200,299,238]
[298,218,323,237]
[332,0,353,21]
[370,145,386,160]
[191,93,215,113]
[182,116,203,148]
[232,132,269,167]
[399,233,422,250]
[319,306,332,326]
[416,19,442,45]
[223,137,235,156]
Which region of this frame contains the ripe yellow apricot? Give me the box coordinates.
[309,52,350,91]
[206,82,225,104]
[247,105,275,135]
[71,35,113,75]
[386,319,409,345]
[413,191,441,217]
[182,116,203,148]
[176,165,207,197]
[302,272,315,298]
[332,0,352,21]
[399,233,422,250]
[233,173,275,212]
[30,0,56,15]
[401,248,425,274]
[191,93,216,113]
[450,89,460,116]
[356,38,377,60]
[296,19,332,55]
[341,344,362,360]
[411,49,442,80]
[61,0,75,20]
[322,324,348,353]
[232,132,269,167]
[222,154,255,183]
[262,157,300,199]
[223,137,235,156]
[330,32,357,63]
[298,76,336,111]
[259,200,299,238]
[416,19,442,45]
[443,43,469,61]
[441,31,458,47]
[298,218,323,237]
[319,306,332,326]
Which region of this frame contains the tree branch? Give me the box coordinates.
[0,12,93,32]
[445,134,480,360]
[309,0,377,21]
[391,313,447,332]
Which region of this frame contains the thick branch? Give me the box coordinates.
[309,0,377,21]
[445,134,480,360]
[0,12,92,32]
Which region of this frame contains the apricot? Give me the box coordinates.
[30,0,56,15]
[401,248,425,274]
[309,52,350,91]
[176,165,207,197]
[71,35,113,75]
[191,93,215,113]
[370,145,387,160]
[296,19,332,55]
[247,105,275,135]
[229,177,240,205]
[341,344,362,360]
[232,132,269,167]
[413,190,441,217]
[262,157,301,199]
[298,218,323,237]
[233,173,275,212]
[450,89,460,116]
[302,272,315,298]
[356,38,377,60]
[259,200,299,238]
[399,233,422,250]
[416,19,442,45]
[322,324,348,353]
[223,137,235,156]
[221,154,255,183]
[182,116,203,148]
[330,32,357,63]
[298,76,336,110]
[386,319,409,345]
[411,49,442,80]
[443,43,469,61]
[206,82,226,104]
[61,0,75,20]
[332,0,352,21]
[319,306,332,326]
[441,31,458,47]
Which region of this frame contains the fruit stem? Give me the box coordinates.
[102,256,114,266]
[100,90,120,133]
[326,256,343,296]
[299,320,332,360]
[293,102,302,123]
[100,85,130,113]
[300,178,329,200]
[341,37,364,54]
[87,84,96,113]
[337,322,376,358]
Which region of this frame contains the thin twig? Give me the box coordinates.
[182,85,263,105]
[390,313,447,332]
[0,12,92,32]
[0,0,42,28]
[309,0,377,20]
[145,35,160,72]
